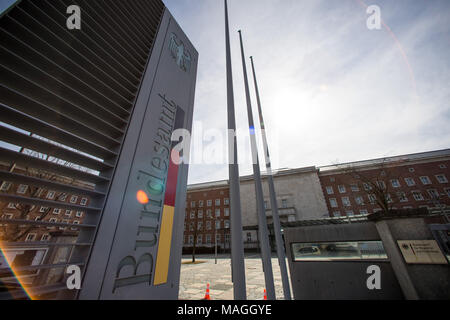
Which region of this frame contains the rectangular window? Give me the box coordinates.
[420,176,431,185]
[70,195,78,204]
[341,197,351,207]
[386,193,393,203]
[191,201,196,208]
[0,181,11,191]
[412,191,424,201]
[53,208,61,215]
[190,211,195,219]
[206,209,212,218]
[224,198,229,205]
[325,186,334,195]
[225,234,230,243]
[391,179,400,188]
[197,221,203,231]
[397,192,408,202]
[368,194,376,204]
[206,221,212,230]
[76,211,83,218]
[329,198,338,208]
[338,185,346,193]
[435,174,448,184]
[363,183,372,191]
[292,241,388,261]
[215,220,221,229]
[80,197,88,206]
[355,196,364,206]
[439,164,447,169]
[41,234,50,241]
[376,181,386,190]
[427,189,439,199]
[198,200,204,207]
[215,209,221,217]
[281,199,288,208]
[207,200,212,207]
[188,235,194,244]
[46,191,55,199]
[7,202,16,209]
[350,184,359,192]
[198,210,204,218]
[58,193,67,201]
[215,199,221,206]
[404,178,415,187]
[224,208,230,216]
[360,209,368,215]
[332,211,341,217]
[17,184,28,194]
[25,233,36,242]
[345,211,354,216]
[224,220,230,229]
[206,234,212,244]
[65,210,72,216]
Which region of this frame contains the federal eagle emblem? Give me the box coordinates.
[168,33,191,73]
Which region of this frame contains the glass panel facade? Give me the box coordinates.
[292,241,388,261]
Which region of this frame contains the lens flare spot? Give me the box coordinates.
[136,190,149,204]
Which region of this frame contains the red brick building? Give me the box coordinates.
[184,181,231,252]
[318,149,450,217]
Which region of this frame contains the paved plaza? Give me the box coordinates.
[178,253,294,300]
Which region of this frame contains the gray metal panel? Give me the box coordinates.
[79,9,197,300]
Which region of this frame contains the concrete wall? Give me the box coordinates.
[240,169,329,228]
[284,223,404,300]
[378,218,450,299]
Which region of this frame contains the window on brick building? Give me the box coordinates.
[70,195,78,204]
[215,199,221,206]
[7,203,16,209]
[215,220,221,229]
[53,208,61,215]
[80,197,88,206]
[342,197,351,207]
[391,179,400,188]
[39,206,48,213]
[439,164,447,169]
[397,192,408,202]
[17,184,28,194]
[197,221,203,231]
[338,185,346,193]
[355,196,364,206]
[435,174,448,184]
[41,234,51,241]
[404,178,415,187]
[350,184,359,192]
[198,200,204,207]
[191,201,195,207]
[76,211,83,218]
[345,211,354,216]
[427,189,440,200]
[25,233,36,241]
[363,183,372,191]
[329,198,338,208]
[368,194,376,204]
[207,200,212,207]
[206,221,212,230]
[198,210,203,218]
[206,209,212,218]
[332,211,341,217]
[0,182,11,191]
[65,210,72,216]
[188,235,194,244]
[419,176,431,185]
[215,209,221,217]
[376,181,386,190]
[412,191,424,201]
[224,220,230,229]
[47,191,55,199]
[206,234,212,244]
[224,208,230,216]
[409,168,415,173]
[360,209,368,215]
[330,177,335,182]
[224,198,229,205]
[326,186,334,195]
[190,211,195,219]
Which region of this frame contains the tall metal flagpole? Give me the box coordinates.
[224,0,246,300]
[250,56,292,300]
[238,30,276,300]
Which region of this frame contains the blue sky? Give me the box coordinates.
[164,0,450,184]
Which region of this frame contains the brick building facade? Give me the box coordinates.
[318,149,450,217]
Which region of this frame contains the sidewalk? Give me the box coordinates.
[178,253,293,300]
